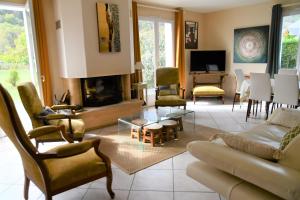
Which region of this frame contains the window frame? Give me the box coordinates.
[138,16,175,88]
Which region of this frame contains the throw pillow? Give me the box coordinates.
[39,106,55,125]
[211,133,282,160]
[280,125,300,150]
[267,108,300,128]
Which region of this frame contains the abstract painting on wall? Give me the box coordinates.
[96,2,121,53]
[234,25,269,63]
[185,21,198,49]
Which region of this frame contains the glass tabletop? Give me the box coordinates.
[118,108,195,128]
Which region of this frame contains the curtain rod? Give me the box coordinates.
[137,3,179,12]
[282,2,300,8]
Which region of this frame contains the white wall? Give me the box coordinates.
[55,0,134,78]
[202,2,273,97]
[82,0,134,77]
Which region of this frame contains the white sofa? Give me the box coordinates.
[186,109,300,200]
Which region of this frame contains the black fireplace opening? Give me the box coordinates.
[81,75,122,107]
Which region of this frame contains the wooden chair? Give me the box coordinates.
[0,84,114,200]
[192,73,226,104]
[17,82,85,148]
[155,68,186,109]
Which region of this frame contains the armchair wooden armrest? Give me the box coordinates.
[43,138,99,158]
[36,138,111,167]
[28,125,73,143]
[51,104,81,112]
[35,113,77,120]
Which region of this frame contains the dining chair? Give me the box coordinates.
[246,73,272,121]
[278,68,297,75]
[0,84,114,200]
[232,69,245,111]
[272,74,299,112]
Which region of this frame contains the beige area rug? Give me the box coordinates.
[95,122,222,174]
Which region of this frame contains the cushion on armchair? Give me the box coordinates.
[49,119,85,140]
[155,95,186,106]
[158,84,178,96]
[193,86,225,96]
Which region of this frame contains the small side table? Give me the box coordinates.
[132,82,148,105]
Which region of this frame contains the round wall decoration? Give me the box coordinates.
[234,25,269,63]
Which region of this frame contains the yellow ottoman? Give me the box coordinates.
[193,86,225,104]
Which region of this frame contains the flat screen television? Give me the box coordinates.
[190,50,226,72]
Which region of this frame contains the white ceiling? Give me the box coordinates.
[136,0,272,13]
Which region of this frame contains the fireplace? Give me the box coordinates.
[81,75,123,107]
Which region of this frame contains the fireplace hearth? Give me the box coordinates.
[81,75,122,107]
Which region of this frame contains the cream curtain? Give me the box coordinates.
[175,9,186,97]
[131,1,142,84]
[32,0,53,106]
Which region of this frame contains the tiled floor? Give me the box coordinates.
[0,99,267,200]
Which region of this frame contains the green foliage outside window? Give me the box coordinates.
[8,68,19,87]
[281,34,299,69]
[0,9,31,100]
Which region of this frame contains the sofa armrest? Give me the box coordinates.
[187,141,300,200]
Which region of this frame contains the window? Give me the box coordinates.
[280,7,300,69]
[139,17,174,89]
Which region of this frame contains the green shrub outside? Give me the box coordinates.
[281,35,299,69]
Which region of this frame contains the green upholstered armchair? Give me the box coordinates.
[17,82,85,148]
[155,67,186,109]
[0,84,114,200]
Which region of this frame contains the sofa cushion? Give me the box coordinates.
[237,123,289,149]
[280,125,300,150]
[267,108,300,128]
[193,86,224,96]
[212,133,281,160]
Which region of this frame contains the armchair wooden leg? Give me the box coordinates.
[193,95,196,104]
[24,175,30,200]
[35,140,39,149]
[45,194,52,200]
[106,173,115,199]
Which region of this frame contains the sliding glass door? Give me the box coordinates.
[139,17,174,89]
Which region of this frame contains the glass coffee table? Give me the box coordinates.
[118,107,195,142]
